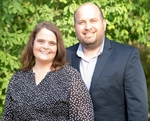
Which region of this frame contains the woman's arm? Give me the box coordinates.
[2,88,13,121]
[68,68,94,121]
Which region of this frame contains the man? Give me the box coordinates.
[66,2,148,121]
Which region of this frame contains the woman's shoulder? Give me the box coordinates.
[62,65,79,74]
[9,69,31,83]
[11,70,23,78]
[61,65,82,80]
[12,69,29,77]
[57,65,81,79]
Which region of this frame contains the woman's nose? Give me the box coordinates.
[43,42,48,49]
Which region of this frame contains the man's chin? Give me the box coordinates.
[82,43,98,50]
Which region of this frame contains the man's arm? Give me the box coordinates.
[124,48,148,121]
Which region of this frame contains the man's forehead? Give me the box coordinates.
[75,6,100,20]
[76,3,99,13]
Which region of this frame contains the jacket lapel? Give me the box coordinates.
[72,54,80,72]
[89,38,112,94]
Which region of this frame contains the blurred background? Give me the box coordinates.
[0,0,150,120]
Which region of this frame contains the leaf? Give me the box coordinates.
[2,1,8,6]
[29,5,35,13]
[12,7,17,14]
[128,19,133,26]
[1,14,7,21]
[69,6,74,14]
[64,6,68,12]
[13,0,22,12]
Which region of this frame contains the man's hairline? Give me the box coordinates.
[74,4,104,24]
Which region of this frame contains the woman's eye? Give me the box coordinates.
[37,39,44,43]
[49,42,56,46]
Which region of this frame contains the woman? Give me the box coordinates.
[2,22,94,121]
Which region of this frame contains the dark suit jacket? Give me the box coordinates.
[66,37,148,121]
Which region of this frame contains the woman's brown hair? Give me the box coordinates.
[20,22,67,71]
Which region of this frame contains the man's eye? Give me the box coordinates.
[91,19,97,23]
[79,21,84,25]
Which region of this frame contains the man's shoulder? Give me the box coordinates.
[66,43,79,51]
[66,43,79,61]
[108,38,136,50]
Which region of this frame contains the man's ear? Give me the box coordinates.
[103,19,107,31]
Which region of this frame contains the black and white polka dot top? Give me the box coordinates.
[2,65,94,121]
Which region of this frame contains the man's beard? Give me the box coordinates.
[78,37,103,50]
[82,39,98,49]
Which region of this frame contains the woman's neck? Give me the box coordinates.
[33,62,52,74]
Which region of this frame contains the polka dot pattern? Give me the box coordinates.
[2,65,94,121]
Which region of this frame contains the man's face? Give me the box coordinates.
[74,4,106,50]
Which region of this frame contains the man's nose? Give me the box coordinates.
[84,22,92,29]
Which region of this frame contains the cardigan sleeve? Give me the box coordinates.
[2,86,13,121]
[68,68,94,121]
[2,72,18,121]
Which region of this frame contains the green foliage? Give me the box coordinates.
[0,0,150,118]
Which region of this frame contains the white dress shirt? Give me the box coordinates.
[77,40,104,90]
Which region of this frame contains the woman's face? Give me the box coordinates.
[33,28,57,65]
